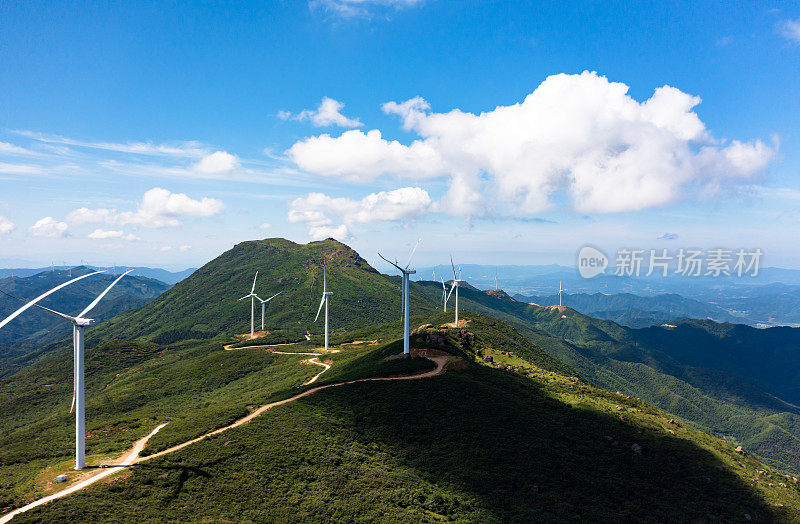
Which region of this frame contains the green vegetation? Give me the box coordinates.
[413,281,800,474]
[90,238,438,345]
[12,312,800,522]
[4,237,800,519]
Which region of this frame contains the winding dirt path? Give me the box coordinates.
[2,350,449,522]
[0,423,167,524]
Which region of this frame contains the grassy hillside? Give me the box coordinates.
[90,238,438,345]
[10,313,800,522]
[410,282,800,473]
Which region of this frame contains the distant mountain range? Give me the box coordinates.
[0,267,170,359]
[510,291,743,328]
[418,264,800,327]
[419,263,800,297]
[0,266,196,285]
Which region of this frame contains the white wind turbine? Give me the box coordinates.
[255,292,281,331]
[314,266,333,353]
[379,238,420,356]
[238,271,260,336]
[440,277,447,312]
[0,269,132,469]
[445,256,463,324]
[558,280,564,307]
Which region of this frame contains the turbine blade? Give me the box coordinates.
[265,291,282,302]
[405,238,421,268]
[78,269,133,318]
[451,255,457,279]
[251,271,258,294]
[238,294,250,301]
[314,294,325,322]
[0,290,76,322]
[378,252,404,272]
[446,281,456,302]
[0,270,104,329]
[323,266,327,293]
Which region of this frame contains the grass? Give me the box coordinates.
[12,313,800,521]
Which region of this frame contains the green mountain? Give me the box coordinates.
[3,237,800,520]
[91,238,438,345]
[3,313,800,521]
[407,281,800,473]
[12,237,800,473]
[0,268,169,358]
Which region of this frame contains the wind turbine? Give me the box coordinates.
[0,269,131,469]
[238,271,259,336]
[314,266,333,353]
[495,268,499,290]
[440,277,447,312]
[445,256,463,324]
[255,292,281,331]
[379,238,420,356]
[558,280,564,307]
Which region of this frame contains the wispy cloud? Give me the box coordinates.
[778,18,800,44]
[0,142,37,156]
[309,0,424,18]
[11,130,208,157]
[0,162,45,175]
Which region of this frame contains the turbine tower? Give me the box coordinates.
[446,256,463,324]
[238,271,259,336]
[495,268,499,290]
[440,277,447,312]
[0,269,131,469]
[256,292,281,331]
[314,266,333,353]
[558,280,564,307]
[379,238,420,356]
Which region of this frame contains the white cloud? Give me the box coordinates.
[287,71,776,216]
[0,216,14,236]
[29,217,68,237]
[260,222,271,229]
[288,186,431,238]
[12,130,207,157]
[87,229,139,241]
[778,18,800,43]
[310,0,423,17]
[0,162,45,175]
[0,142,36,156]
[280,97,363,128]
[179,245,192,252]
[287,129,446,182]
[308,224,350,240]
[67,187,225,228]
[191,151,240,174]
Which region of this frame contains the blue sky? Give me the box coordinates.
[0,0,799,271]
